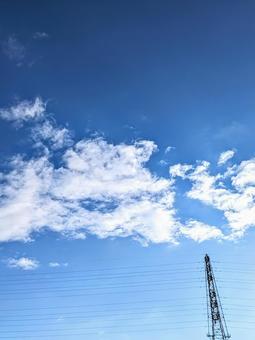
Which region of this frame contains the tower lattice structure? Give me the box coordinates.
[205,254,231,340]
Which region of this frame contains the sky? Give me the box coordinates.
[0,1,255,339]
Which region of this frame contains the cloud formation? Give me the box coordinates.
[32,119,72,150]
[1,97,255,245]
[0,98,45,124]
[0,139,177,244]
[180,220,223,243]
[0,98,178,244]
[6,257,39,270]
[170,157,255,240]
[217,150,235,166]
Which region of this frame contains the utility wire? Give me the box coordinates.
[0,320,206,334]
[1,261,201,277]
[0,277,203,290]
[0,280,204,295]
[0,299,205,313]
[0,311,206,326]
[0,268,203,283]
[0,307,205,322]
[0,286,204,301]
[0,325,205,339]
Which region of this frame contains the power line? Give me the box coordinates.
[0,280,203,295]
[0,285,204,301]
[1,261,201,277]
[1,254,253,339]
[0,312,206,326]
[0,325,205,339]
[0,306,205,322]
[0,277,203,289]
[0,320,206,334]
[0,299,205,313]
[0,268,203,284]
[10,305,255,321]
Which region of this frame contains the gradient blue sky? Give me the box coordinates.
[0,1,255,339]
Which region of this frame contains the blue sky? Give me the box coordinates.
[1,1,255,339]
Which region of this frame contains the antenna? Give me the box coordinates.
[204,254,231,340]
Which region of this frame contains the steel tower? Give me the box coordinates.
[205,254,231,340]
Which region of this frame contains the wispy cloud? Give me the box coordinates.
[2,35,25,66]
[49,262,68,268]
[33,32,49,40]
[6,257,39,270]
[0,98,45,125]
[32,119,72,150]
[218,150,235,166]
[214,121,247,143]
[2,33,49,67]
[159,159,168,166]
[165,146,174,154]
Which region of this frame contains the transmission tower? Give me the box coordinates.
[204,254,231,340]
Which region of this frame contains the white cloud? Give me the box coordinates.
[0,110,179,244]
[159,160,168,166]
[6,257,39,270]
[53,139,169,201]
[171,155,255,240]
[0,98,71,149]
[0,156,56,241]
[64,231,86,240]
[49,262,60,267]
[49,262,68,268]
[180,220,223,243]
[169,163,193,178]
[218,150,235,166]
[0,97,45,124]
[231,159,255,189]
[165,146,174,154]
[2,98,255,245]
[32,120,72,150]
